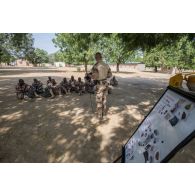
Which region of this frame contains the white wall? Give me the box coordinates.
[109,64,145,72]
[54,62,66,67]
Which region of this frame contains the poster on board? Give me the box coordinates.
[123,87,195,163]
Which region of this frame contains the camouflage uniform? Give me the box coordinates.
[76,78,85,95]
[15,79,31,99]
[91,60,112,119]
[59,78,70,94]
[46,77,53,88]
[32,79,44,95]
[84,73,95,93]
[69,76,77,93]
[46,79,59,97]
[110,76,118,86]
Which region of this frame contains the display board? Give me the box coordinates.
[123,87,195,163]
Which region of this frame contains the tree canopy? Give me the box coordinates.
[53,33,98,71]
[2,33,195,72]
[119,33,195,51]
[143,35,195,72]
[27,48,49,66]
[0,33,34,64]
[53,33,144,72]
[53,33,195,72]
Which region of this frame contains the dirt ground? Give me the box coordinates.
[0,67,194,162]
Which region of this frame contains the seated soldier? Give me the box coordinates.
[84,73,95,93]
[44,76,53,98]
[84,72,91,83]
[69,75,77,93]
[47,78,59,98]
[59,77,70,95]
[32,78,44,97]
[110,76,118,86]
[15,79,31,100]
[76,77,85,95]
[47,76,52,85]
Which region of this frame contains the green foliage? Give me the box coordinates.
[167,36,195,70]
[143,46,166,72]
[52,33,195,72]
[131,50,144,63]
[48,53,55,65]
[1,33,195,72]
[53,33,98,71]
[0,33,34,64]
[143,35,195,71]
[119,33,195,51]
[27,48,49,66]
[54,51,65,62]
[96,34,134,72]
[53,33,138,72]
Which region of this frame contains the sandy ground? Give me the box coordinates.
[0,67,194,163]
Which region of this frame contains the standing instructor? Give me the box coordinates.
[91,52,112,119]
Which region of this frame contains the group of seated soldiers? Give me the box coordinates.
[15,73,118,100]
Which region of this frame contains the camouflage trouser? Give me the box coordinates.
[96,82,108,118]
[16,86,34,99]
[47,85,60,95]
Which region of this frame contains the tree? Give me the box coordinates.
[53,33,100,72]
[166,36,195,71]
[0,33,34,64]
[103,34,134,72]
[48,53,56,65]
[48,51,66,65]
[53,33,195,73]
[143,35,195,72]
[54,51,66,62]
[143,47,163,72]
[27,48,49,66]
[53,33,147,72]
[119,33,195,51]
[96,34,145,72]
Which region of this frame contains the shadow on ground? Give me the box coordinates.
[0,70,194,162]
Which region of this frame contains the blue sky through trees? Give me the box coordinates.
[33,33,59,54]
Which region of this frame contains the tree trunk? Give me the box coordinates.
[154,66,158,72]
[116,63,120,72]
[83,55,87,72]
[84,63,87,72]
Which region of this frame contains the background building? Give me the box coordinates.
[54,62,66,68]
